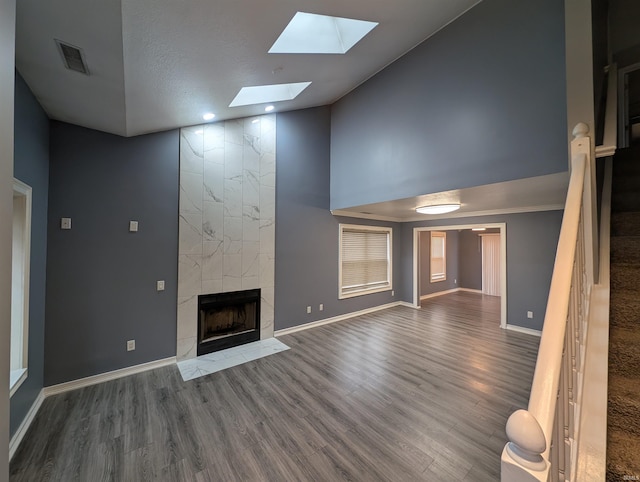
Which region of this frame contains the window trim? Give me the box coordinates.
[338,223,393,299]
[10,178,31,397]
[430,231,446,283]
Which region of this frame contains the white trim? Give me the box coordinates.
[331,204,564,223]
[9,368,27,397]
[504,324,542,337]
[43,357,176,397]
[420,288,459,301]
[413,223,507,328]
[9,389,44,461]
[275,302,405,337]
[458,288,483,294]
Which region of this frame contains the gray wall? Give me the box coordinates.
[274,107,401,331]
[459,230,482,291]
[10,73,49,436]
[401,211,563,331]
[419,230,459,296]
[330,0,567,210]
[45,122,179,385]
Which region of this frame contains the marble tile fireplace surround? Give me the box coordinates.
[177,115,276,360]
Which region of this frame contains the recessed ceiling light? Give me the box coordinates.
[415,204,461,215]
[203,113,215,121]
[265,105,275,112]
[472,227,486,231]
[269,12,378,54]
[229,82,311,107]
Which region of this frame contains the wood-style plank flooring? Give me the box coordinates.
[10,292,539,481]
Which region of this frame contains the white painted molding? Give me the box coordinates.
[9,389,44,461]
[458,288,483,294]
[505,324,542,337]
[43,357,176,397]
[420,288,459,301]
[275,302,406,337]
[397,301,418,309]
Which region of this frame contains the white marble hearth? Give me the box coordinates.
[177,115,276,360]
[177,338,290,381]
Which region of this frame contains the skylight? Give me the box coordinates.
[269,12,378,54]
[229,82,312,107]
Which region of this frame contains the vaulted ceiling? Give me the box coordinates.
[15,0,480,137]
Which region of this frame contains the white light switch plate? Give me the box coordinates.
[157,280,165,291]
[129,221,139,232]
[61,217,71,230]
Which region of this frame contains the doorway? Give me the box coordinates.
[413,223,507,328]
[618,62,640,148]
[480,233,501,296]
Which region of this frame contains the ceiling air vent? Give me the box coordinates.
[55,39,90,75]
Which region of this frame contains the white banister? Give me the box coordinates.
[502,124,593,481]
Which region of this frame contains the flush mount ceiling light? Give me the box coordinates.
[269,12,378,54]
[265,105,275,112]
[229,82,311,107]
[415,203,461,215]
[202,113,215,121]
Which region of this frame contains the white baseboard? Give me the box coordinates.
[43,356,176,397]
[9,389,45,461]
[275,301,407,336]
[505,324,542,337]
[458,288,483,294]
[420,288,459,301]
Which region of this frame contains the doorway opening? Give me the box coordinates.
[412,223,507,328]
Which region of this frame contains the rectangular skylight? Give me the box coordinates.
[269,12,378,54]
[229,82,312,107]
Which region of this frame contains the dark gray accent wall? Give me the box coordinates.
[275,107,401,331]
[330,0,567,210]
[400,211,563,331]
[459,230,483,291]
[10,73,49,436]
[419,230,459,296]
[45,122,179,385]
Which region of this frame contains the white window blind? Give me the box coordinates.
[339,224,392,298]
[430,231,446,282]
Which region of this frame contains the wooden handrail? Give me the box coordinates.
[501,124,592,481]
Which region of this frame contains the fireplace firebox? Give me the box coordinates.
[197,289,261,356]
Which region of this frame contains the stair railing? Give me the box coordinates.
[501,123,593,482]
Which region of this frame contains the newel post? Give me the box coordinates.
[501,410,550,481]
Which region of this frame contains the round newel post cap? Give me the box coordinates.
[505,409,547,471]
[572,123,589,138]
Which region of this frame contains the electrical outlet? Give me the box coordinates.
[60,217,71,230]
[319,304,324,311]
[127,339,136,351]
[454,279,457,284]
[527,311,534,319]
[391,290,395,296]
[157,280,165,291]
[306,306,311,314]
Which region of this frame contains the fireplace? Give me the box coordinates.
[197,289,261,356]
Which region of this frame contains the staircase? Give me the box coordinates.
[607,147,640,480]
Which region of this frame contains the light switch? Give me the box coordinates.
[129,221,139,232]
[157,280,165,291]
[61,217,71,230]
[527,311,534,319]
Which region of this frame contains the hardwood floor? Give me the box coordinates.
[10,291,539,481]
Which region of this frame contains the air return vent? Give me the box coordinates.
[55,39,90,75]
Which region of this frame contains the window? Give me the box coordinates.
[430,231,446,282]
[11,179,31,396]
[339,224,392,299]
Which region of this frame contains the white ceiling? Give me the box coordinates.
[15,0,481,137]
[331,172,569,222]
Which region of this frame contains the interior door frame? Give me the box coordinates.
[412,222,507,329]
[480,233,501,296]
[618,61,640,149]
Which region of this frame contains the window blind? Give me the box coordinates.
[340,226,392,298]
